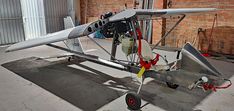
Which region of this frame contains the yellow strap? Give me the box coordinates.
[137,67,145,78]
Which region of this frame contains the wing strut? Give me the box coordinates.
[46,43,126,70]
[152,15,185,48]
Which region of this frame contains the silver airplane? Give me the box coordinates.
[6,8,231,110]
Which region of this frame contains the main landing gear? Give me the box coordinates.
[125,77,179,110]
[125,92,141,110]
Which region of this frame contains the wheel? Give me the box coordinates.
[125,92,141,110]
[68,57,72,62]
[166,82,179,89]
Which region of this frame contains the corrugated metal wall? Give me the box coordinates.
[21,0,47,40]
[0,0,69,45]
[43,0,68,33]
[0,0,25,45]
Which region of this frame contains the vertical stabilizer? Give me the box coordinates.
[64,16,84,53]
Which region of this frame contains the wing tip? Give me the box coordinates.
[5,45,18,52]
[5,48,13,52]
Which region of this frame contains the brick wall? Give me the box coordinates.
[80,0,134,23]
[79,0,234,55]
[165,0,234,55]
[152,0,164,44]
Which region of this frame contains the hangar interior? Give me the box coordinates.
[0,0,234,111]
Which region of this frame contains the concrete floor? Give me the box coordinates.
[0,38,234,111]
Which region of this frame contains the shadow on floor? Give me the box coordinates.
[2,57,234,111]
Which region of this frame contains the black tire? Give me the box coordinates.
[166,82,179,89]
[68,57,72,62]
[125,92,141,110]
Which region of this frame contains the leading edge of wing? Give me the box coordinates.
[109,8,217,22]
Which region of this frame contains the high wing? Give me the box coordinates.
[6,8,216,52]
[109,8,217,22]
[6,19,109,52]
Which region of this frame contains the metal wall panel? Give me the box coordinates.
[21,0,47,40]
[0,0,25,45]
[43,0,68,33]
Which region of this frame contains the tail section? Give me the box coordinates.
[64,16,84,53]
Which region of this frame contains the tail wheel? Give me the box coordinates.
[166,82,179,89]
[68,57,72,62]
[125,92,141,110]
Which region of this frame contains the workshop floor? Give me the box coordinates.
[0,38,234,111]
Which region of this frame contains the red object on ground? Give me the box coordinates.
[202,80,232,92]
[202,53,211,57]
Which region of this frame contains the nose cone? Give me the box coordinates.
[181,43,221,77]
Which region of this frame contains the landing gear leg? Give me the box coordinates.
[137,77,145,94]
[125,77,145,110]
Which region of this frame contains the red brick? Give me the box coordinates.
[79,0,234,55]
[164,0,234,55]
